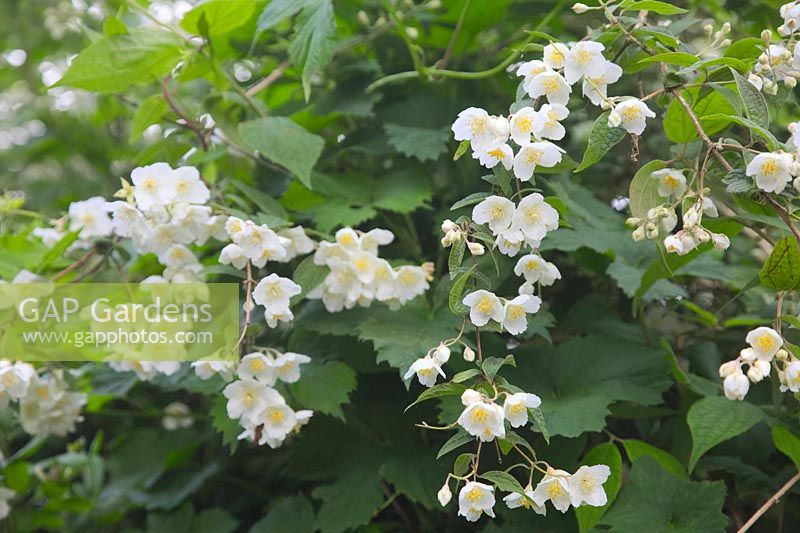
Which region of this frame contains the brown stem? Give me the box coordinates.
[161,76,209,151]
[51,247,96,281]
[237,261,255,349]
[737,472,800,533]
[763,195,800,243]
[435,0,472,69]
[245,60,289,97]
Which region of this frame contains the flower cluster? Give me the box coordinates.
[220,216,315,269]
[223,350,313,448]
[625,167,729,256]
[15,370,86,437]
[719,326,799,400]
[108,360,181,382]
[746,6,800,94]
[309,227,432,312]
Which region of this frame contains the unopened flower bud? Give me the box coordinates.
[794,177,800,193]
[695,228,711,243]
[712,232,730,251]
[747,360,770,383]
[467,241,485,256]
[740,347,756,363]
[632,226,646,241]
[421,261,435,280]
[357,10,370,26]
[786,76,798,89]
[720,38,732,47]
[645,222,658,240]
[463,346,476,362]
[761,29,772,42]
[518,281,535,295]
[721,22,731,34]
[441,219,457,233]
[406,27,419,40]
[703,23,714,37]
[719,360,740,378]
[776,349,789,361]
[571,2,589,14]
[433,343,451,365]
[626,217,642,227]
[437,482,452,506]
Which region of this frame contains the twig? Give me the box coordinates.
[763,194,800,243]
[51,247,96,281]
[737,472,800,533]
[161,76,209,151]
[245,60,290,97]
[237,261,255,349]
[436,0,472,69]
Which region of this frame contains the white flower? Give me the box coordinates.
[158,244,197,268]
[18,373,86,437]
[360,228,394,254]
[271,352,311,383]
[463,346,476,362]
[162,402,194,431]
[783,361,800,392]
[0,361,35,403]
[510,106,543,145]
[68,196,114,239]
[723,369,750,400]
[564,41,607,84]
[527,71,571,105]
[745,326,783,361]
[463,290,505,326]
[252,274,301,314]
[172,165,210,204]
[502,294,542,335]
[452,107,503,150]
[503,391,542,427]
[746,152,794,193]
[350,250,379,284]
[504,489,547,514]
[513,142,565,181]
[747,359,771,383]
[513,253,561,285]
[393,265,429,303]
[536,104,569,140]
[223,378,274,423]
[510,193,560,245]
[237,352,276,384]
[458,481,496,521]
[259,401,297,443]
[438,482,453,506]
[403,356,445,387]
[569,465,610,508]
[543,42,570,69]
[131,162,177,209]
[277,226,316,259]
[608,98,656,135]
[472,195,516,234]
[495,229,525,257]
[32,226,65,247]
[191,360,235,381]
[663,234,684,254]
[219,243,247,269]
[457,400,505,442]
[652,168,688,198]
[582,61,623,106]
[712,232,730,251]
[516,60,550,92]
[0,486,14,520]
[531,469,572,512]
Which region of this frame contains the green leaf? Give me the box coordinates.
[479,470,525,494]
[637,51,697,67]
[575,112,626,172]
[210,396,240,453]
[622,439,688,479]
[451,368,481,383]
[2,461,31,492]
[239,117,324,188]
[451,192,491,211]
[601,457,727,532]
[482,354,515,381]
[57,28,183,93]
[622,0,688,14]
[701,113,779,150]
[732,69,769,129]
[312,461,384,533]
[257,0,318,31]
[448,236,465,273]
[250,495,314,533]
[129,94,167,142]
[192,508,239,533]
[529,407,549,444]
[772,425,800,471]
[437,430,474,459]
[384,123,450,161]
[687,396,766,472]
[759,236,800,291]
[513,334,671,437]
[372,172,431,213]
[230,179,289,224]
[723,168,755,194]
[664,88,737,143]
[449,267,473,315]
[628,159,667,220]
[288,0,336,101]
[289,361,356,419]
[180,1,256,36]
[453,453,475,476]
[575,443,622,532]
[405,383,466,412]
[453,139,471,160]
[292,255,328,301]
